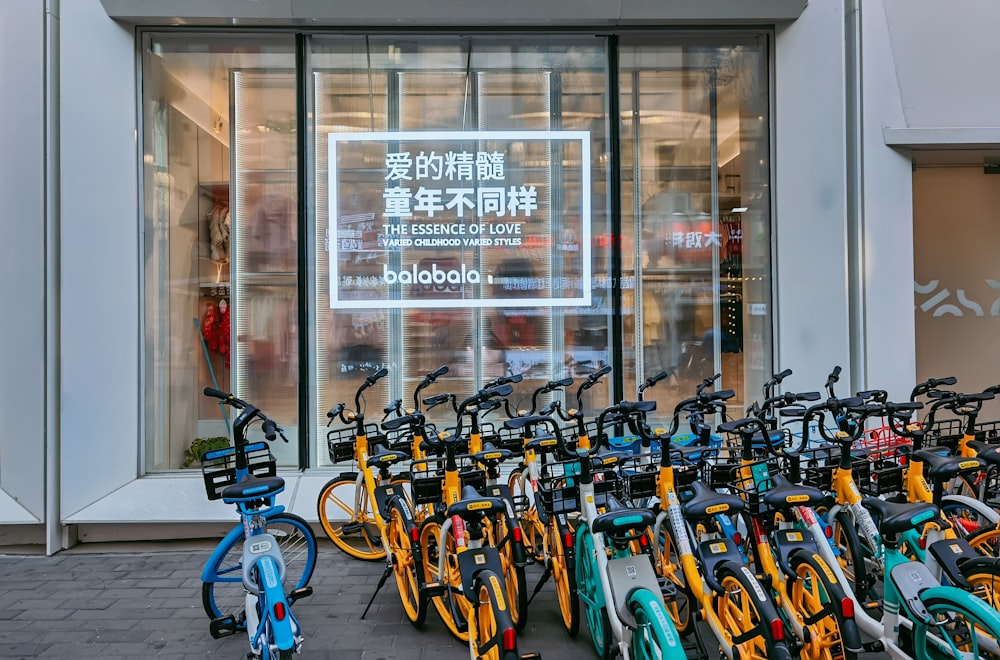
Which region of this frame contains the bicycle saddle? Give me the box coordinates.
[524,433,559,452]
[591,495,655,535]
[446,485,507,520]
[221,475,285,502]
[681,480,745,521]
[911,449,983,482]
[861,497,938,536]
[966,440,1000,466]
[365,444,410,468]
[472,442,513,464]
[761,473,826,510]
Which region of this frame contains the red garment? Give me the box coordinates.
[202,303,220,352]
[219,303,231,370]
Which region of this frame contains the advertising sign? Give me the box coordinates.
[328,131,591,309]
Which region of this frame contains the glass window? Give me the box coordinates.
[310,36,611,463]
[619,36,772,428]
[141,34,298,471]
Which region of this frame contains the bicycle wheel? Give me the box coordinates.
[387,505,427,627]
[942,495,998,540]
[788,552,854,660]
[490,514,528,632]
[316,473,385,561]
[419,516,471,642]
[546,518,580,636]
[575,526,614,660]
[968,525,1000,556]
[714,562,778,660]
[628,587,686,660]
[470,568,518,660]
[655,524,693,636]
[916,591,1000,659]
[508,469,543,559]
[202,513,317,621]
[831,510,874,602]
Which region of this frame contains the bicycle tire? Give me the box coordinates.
[419,516,471,642]
[547,517,580,637]
[508,469,544,559]
[655,523,694,636]
[471,568,518,660]
[575,525,614,660]
[714,561,782,659]
[787,551,857,660]
[316,472,387,561]
[202,512,317,621]
[916,589,1000,659]
[942,494,1000,540]
[967,524,1000,556]
[831,509,872,602]
[387,504,427,627]
[490,513,528,632]
[628,587,686,660]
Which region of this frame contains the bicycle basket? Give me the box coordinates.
[200,442,277,501]
[799,443,869,491]
[326,423,386,464]
[730,455,785,516]
[975,419,1000,443]
[409,455,485,506]
[621,454,659,501]
[857,442,908,496]
[921,418,963,451]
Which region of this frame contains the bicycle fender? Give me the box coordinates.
[257,556,298,653]
[458,547,506,603]
[789,550,863,653]
[626,588,683,655]
[243,534,287,594]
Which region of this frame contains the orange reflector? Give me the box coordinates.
[274,601,286,621]
[771,619,784,641]
[503,628,517,651]
[841,597,854,618]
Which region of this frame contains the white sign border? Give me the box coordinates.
[328,130,592,309]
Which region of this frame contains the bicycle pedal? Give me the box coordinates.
[288,586,313,604]
[340,522,364,534]
[657,577,677,600]
[862,601,882,611]
[209,615,240,639]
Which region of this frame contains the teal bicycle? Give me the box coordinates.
[545,402,686,660]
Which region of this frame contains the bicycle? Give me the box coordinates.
[619,397,793,660]
[316,368,412,562]
[561,403,687,660]
[200,387,317,660]
[414,399,541,659]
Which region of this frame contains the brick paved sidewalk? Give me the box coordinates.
[0,541,889,659]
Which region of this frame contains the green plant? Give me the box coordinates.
[183,436,231,468]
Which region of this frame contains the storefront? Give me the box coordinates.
[4,0,932,552]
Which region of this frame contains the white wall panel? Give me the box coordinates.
[0,0,46,521]
[773,0,852,390]
[60,0,138,517]
[858,1,915,400]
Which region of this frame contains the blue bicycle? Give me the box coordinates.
[200,388,318,659]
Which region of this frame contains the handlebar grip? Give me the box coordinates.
[797,391,821,402]
[775,368,793,380]
[368,367,389,383]
[429,365,449,379]
[590,364,612,380]
[262,419,277,441]
[383,413,422,431]
[617,400,657,414]
[326,403,345,419]
[718,419,747,433]
[508,374,524,384]
[648,370,671,385]
[831,366,842,378]
[549,377,574,389]
[423,393,451,407]
[712,390,735,400]
[204,387,228,400]
[937,376,958,386]
[889,401,924,411]
[779,407,806,417]
[483,384,514,399]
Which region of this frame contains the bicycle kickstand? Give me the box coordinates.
[361,559,394,620]
[526,566,552,606]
